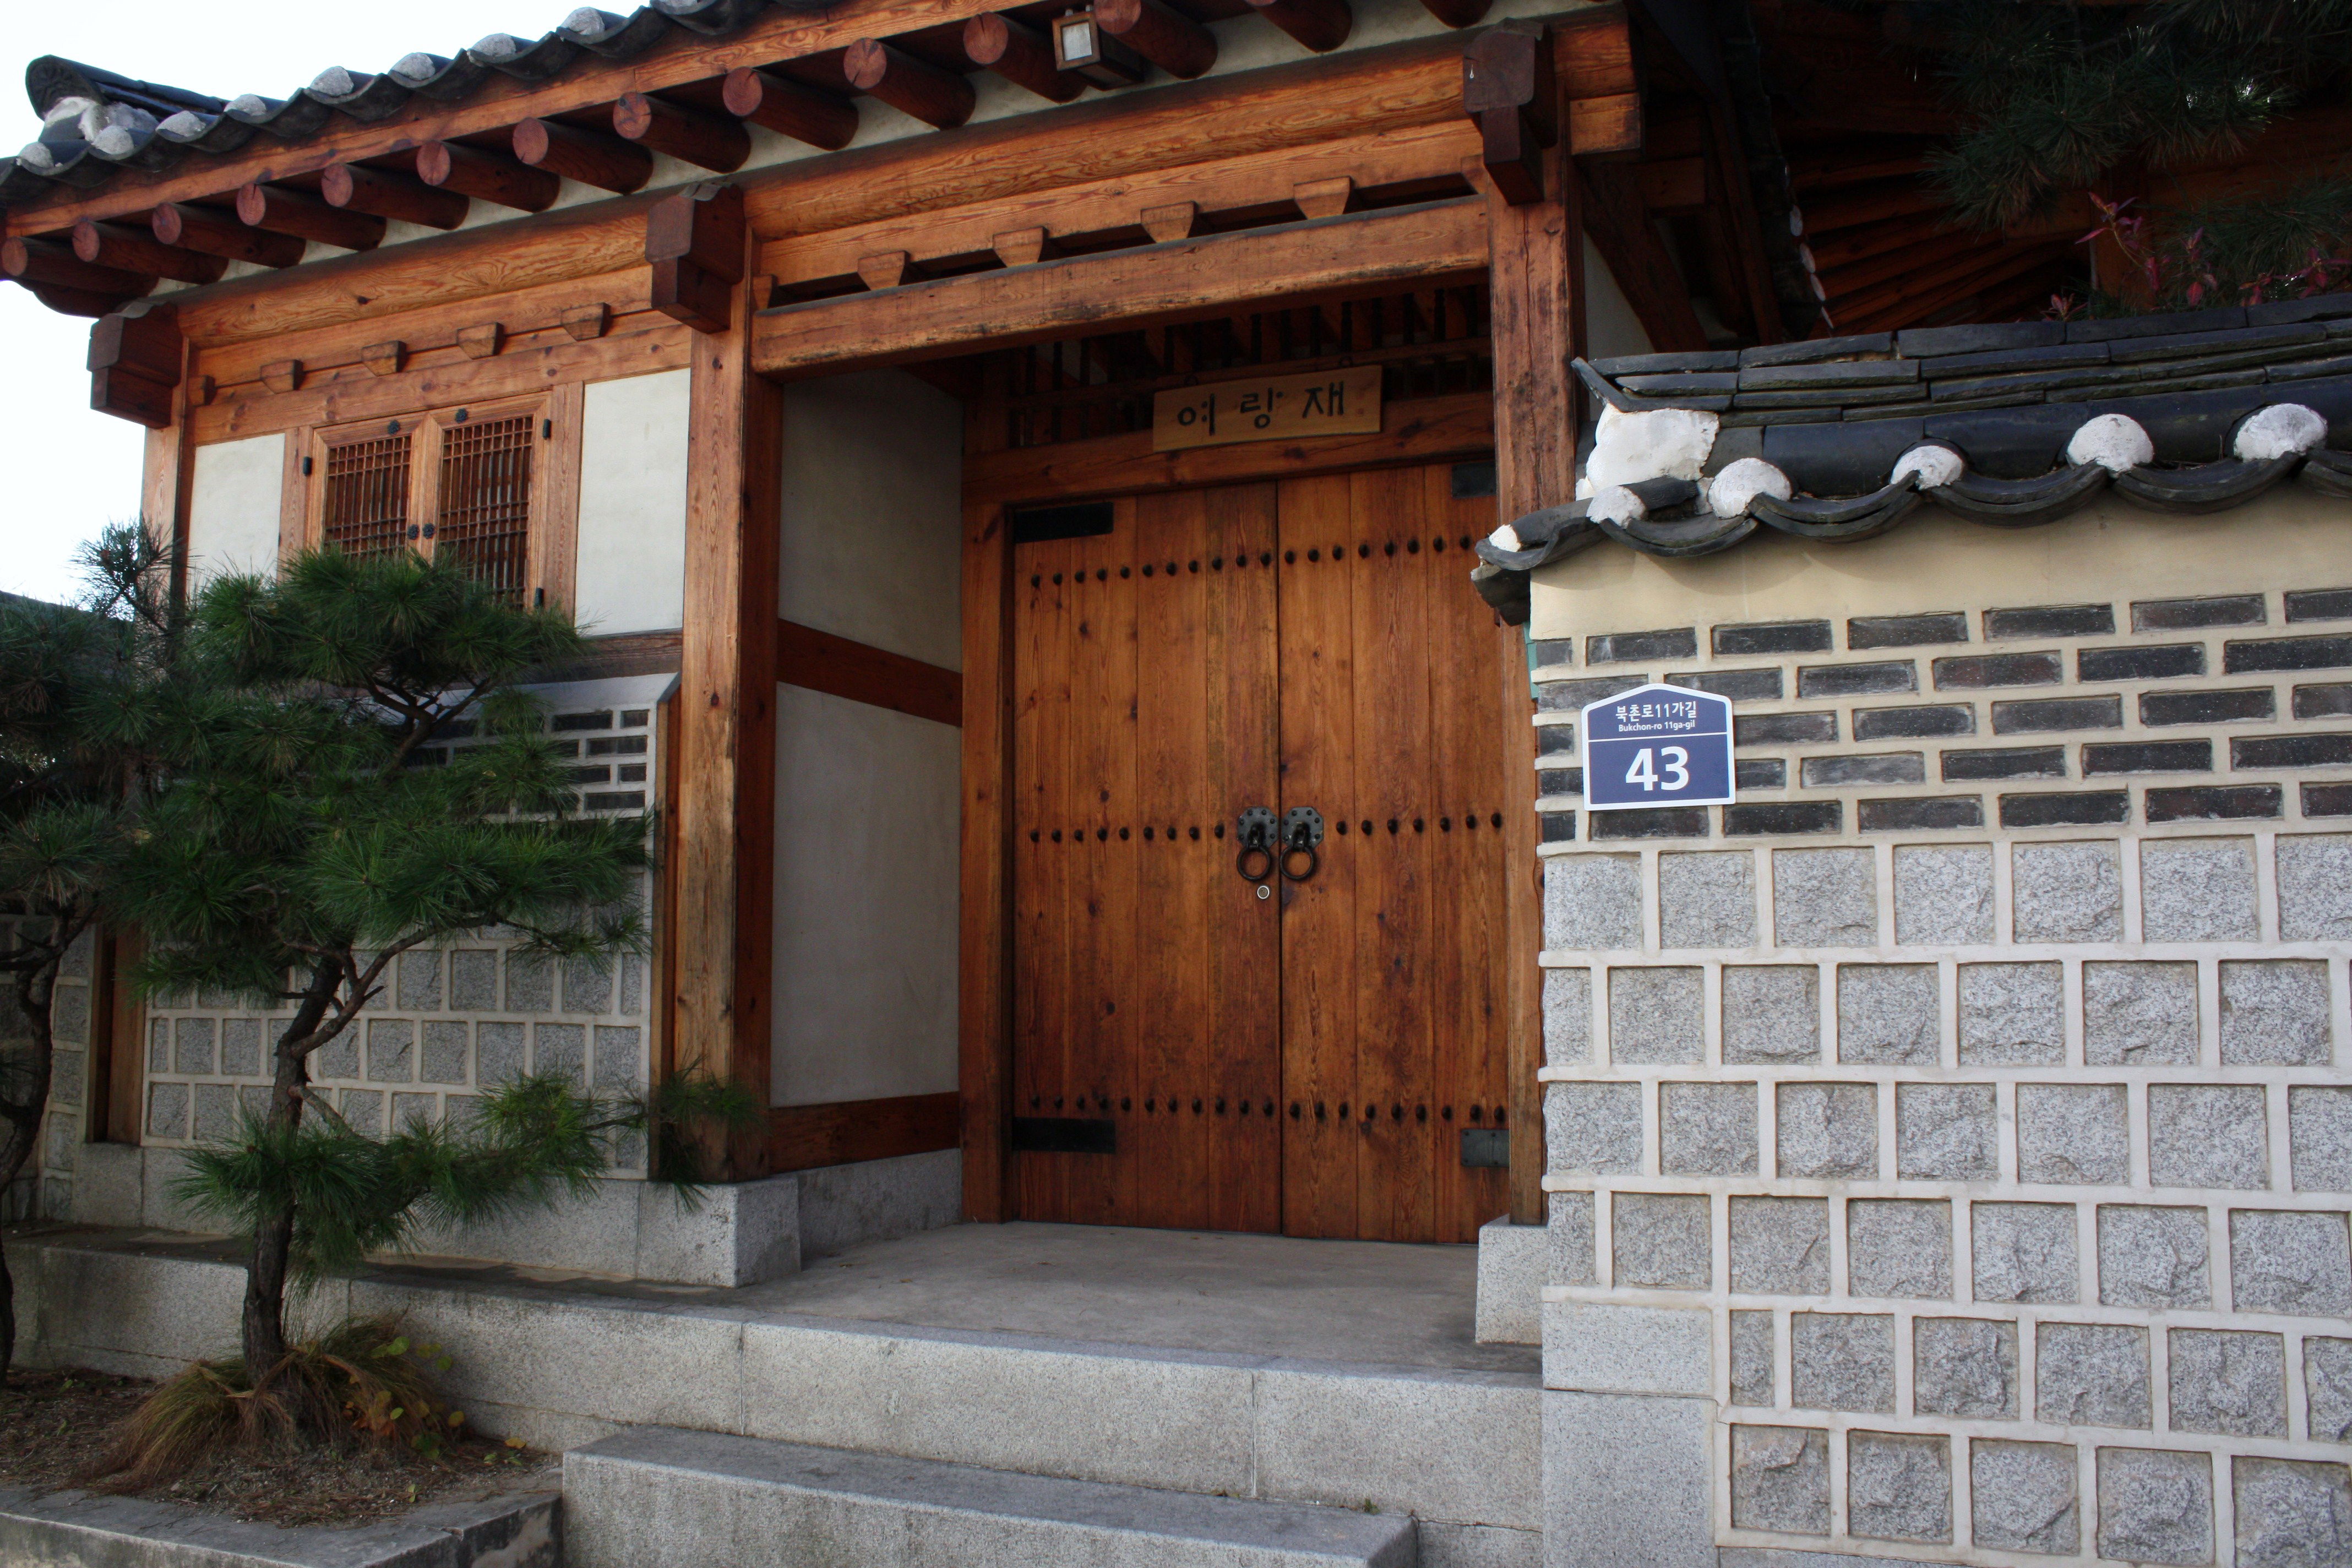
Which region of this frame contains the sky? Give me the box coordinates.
[0,1,582,602]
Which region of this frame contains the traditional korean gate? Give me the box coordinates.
[1008,461,1511,1244]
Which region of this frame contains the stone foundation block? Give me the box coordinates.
[1608,968,1704,1065]
[2011,840,2121,943]
[1972,1202,2078,1304]
[1544,1083,1643,1176]
[1894,1083,1994,1182]
[1540,1302,1709,1397]
[2290,1086,2352,1191]
[1790,1313,1893,1414]
[1542,969,1591,1066]
[2304,1337,2352,1442]
[1729,1310,1774,1407]
[1892,844,1992,946]
[2037,1321,2150,1428]
[1835,964,1941,1066]
[2274,832,2352,940]
[1722,967,1820,1064]
[2140,836,2259,943]
[1845,1200,1950,1300]
[2230,1208,2352,1315]
[1729,1197,1829,1295]
[1774,1083,1876,1180]
[1729,1426,1828,1537]
[2219,960,2333,1065]
[2234,1456,2352,1568]
[2149,1084,2270,1189]
[1545,1392,1715,1568]
[1844,1430,1950,1545]
[1612,1193,1711,1290]
[2166,1328,2286,1437]
[2083,961,2200,1065]
[1957,962,2063,1065]
[1545,856,1641,952]
[1970,1439,2079,1555]
[1657,851,1755,949]
[1547,1192,1596,1286]
[1659,1082,1757,1175]
[2017,1082,2130,1185]
[2096,1447,2212,1567]
[2098,1205,2213,1309]
[1772,848,1876,948]
[1913,1317,2016,1419]
[1474,1219,1543,1346]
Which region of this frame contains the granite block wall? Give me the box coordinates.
[1536,585,2352,1568]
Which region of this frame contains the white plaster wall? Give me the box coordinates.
[185,434,285,584]
[770,684,960,1107]
[777,369,965,669]
[1583,236,1654,365]
[575,368,692,636]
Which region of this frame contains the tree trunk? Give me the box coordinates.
[0,963,59,1388]
[239,962,339,1378]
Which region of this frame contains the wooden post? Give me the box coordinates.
[1483,141,1580,1227]
[958,360,1016,1223]
[673,241,781,1182]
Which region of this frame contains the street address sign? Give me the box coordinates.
[1581,683,1735,810]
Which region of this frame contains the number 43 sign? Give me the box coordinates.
[1581,682,1735,810]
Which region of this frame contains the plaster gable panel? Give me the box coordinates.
[770,683,960,1108]
[186,434,286,585]
[1583,236,1654,367]
[577,368,692,637]
[778,369,963,672]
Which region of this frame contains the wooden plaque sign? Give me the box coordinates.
[1151,365,1382,451]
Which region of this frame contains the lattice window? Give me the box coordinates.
[435,415,535,604]
[320,433,412,562]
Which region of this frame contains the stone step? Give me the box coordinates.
[564,1426,1419,1568]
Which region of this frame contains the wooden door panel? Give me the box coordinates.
[1013,533,1076,1222]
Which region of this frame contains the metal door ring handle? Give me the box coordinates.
[1281,843,1319,882]
[1237,845,1275,883]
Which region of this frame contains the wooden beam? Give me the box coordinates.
[647,180,747,334]
[1244,0,1353,53]
[965,389,1492,505]
[72,220,225,285]
[614,91,752,173]
[89,299,182,427]
[151,202,306,268]
[675,241,780,1183]
[1096,0,1217,79]
[761,119,1477,290]
[1462,21,1554,205]
[416,139,562,212]
[2,236,151,298]
[513,117,654,194]
[321,161,470,231]
[961,14,1085,104]
[769,1091,960,1174]
[235,182,385,252]
[721,67,859,149]
[843,39,976,130]
[959,488,1013,1222]
[1576,159,1708,353]
[776,619,961,726]
[755,197,1485,376]
[1483,145,1575,1228]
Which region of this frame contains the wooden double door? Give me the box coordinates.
[1009,460,1512,1244]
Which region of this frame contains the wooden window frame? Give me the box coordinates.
[301,391,568,609]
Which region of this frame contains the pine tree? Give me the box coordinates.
[118,548,654,1376]
[1924,0,2352,302]
[0,525,175,1384]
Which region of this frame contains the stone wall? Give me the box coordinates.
[1531,511,2352,1567]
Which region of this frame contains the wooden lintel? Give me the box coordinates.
[776,618,962,727]
[756,198,1486,377]
[769,1091,959,1174]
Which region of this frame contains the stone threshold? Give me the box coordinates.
[0,1477,558,1568]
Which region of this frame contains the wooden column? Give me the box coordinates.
[674,244,782,1182]
[957,360,1016,1223]
[1484,143,1580,1226]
